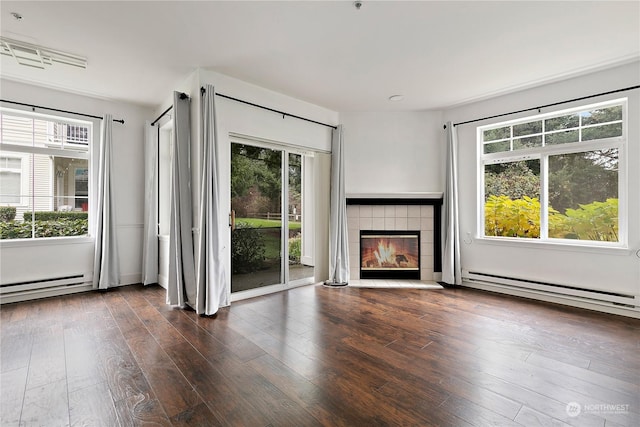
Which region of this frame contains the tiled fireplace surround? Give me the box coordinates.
[346,195,443,282]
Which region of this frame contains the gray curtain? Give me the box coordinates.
[442,122,462,285]
[92,114,120,289]
[327,125,349,285]
[167,93,196,307]
[195,84,229,315]
[142,121,158,285]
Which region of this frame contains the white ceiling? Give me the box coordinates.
[1,1,638,112]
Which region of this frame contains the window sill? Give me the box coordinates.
[0,236,93,248]
[473,236,632,256]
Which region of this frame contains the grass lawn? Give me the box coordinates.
[236,217,301,230]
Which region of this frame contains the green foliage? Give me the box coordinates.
[485,161,540,202]
[231,221,266,274]
[236,217,301,230]
[485,195,541,238]
[548,150,617,214]
[550,199,618,241]
[0,207,16,222]
[231,144,281,203]
[0,219,88,239]
[23,211,88,221]
[485,196,618,242]
[288,233,301,263]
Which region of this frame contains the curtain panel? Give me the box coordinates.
[195,84,229,315]
[92,114,120,289]
[142,121,158,285]
[327,125,349,285]
[167,92,197,307]
[442,122,462,285]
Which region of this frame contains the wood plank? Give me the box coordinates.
[139,361,202,418]
[25,330,66,390]
[68,381,119,427]
[0,367,28,426]
[114,395,172,426]
[20,379,69,426]
[170,402,223,427]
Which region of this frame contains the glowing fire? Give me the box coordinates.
[374,240,396,266]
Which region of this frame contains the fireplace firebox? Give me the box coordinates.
[360,230,420,280]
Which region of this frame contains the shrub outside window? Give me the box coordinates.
[479,99,625,245]
[0,109,92,240]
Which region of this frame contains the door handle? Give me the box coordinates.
[230,210,236,231]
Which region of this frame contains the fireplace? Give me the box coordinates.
[360,230,420,280]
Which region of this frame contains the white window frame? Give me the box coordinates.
[0,107,96,243]
[477,98,627,249]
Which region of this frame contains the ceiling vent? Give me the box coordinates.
[0,36,87,69]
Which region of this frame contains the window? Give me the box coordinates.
[51,122,89,146]
[479,99,625,245]
[0,155,24,204]
[0,109,92,240]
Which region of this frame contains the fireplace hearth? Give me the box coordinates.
[360,230,420,280]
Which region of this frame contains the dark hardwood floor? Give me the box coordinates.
[1,283,639,426]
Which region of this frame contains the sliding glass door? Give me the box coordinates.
[230,141,313,294]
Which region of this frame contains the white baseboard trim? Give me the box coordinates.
[119,273,142,286]
[462,280,640,319]
[0,283,93,304]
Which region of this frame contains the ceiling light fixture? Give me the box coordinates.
[0,36,87,69]
[388,95,404,102]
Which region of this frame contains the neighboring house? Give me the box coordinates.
[0,111,90,221]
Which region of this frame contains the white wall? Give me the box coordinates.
[341,111,444,194]
[0,79,152,286]
[442,61,640,297]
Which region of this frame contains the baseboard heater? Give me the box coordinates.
[0,274,89,296]
[463,271,638,310]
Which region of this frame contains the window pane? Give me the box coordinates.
[513,121,542,137]
[32,153,54,204]
[483,141,510,154]
[545,114,579,132]
[548,150,618,242]
[1,115,35,147]
[28,197,88,238]
[52,158,89,211]
[0,157,21,169]
[484,160,541,238]
[546,130,579,145]
[581,105,622,126]
[582,123,622,141]
[483,126,510,142]
[513,135,542,150]
[0,171,20,203]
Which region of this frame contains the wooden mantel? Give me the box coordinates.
[346,192,443,205]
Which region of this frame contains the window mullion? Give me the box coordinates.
[30,120,36,239]
[540,154,549,240]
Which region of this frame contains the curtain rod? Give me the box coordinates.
[0,99,125,124]
[443,84,640,129]
[151,105,172,126]
[150,92,189,126]
[201,86,337,130]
